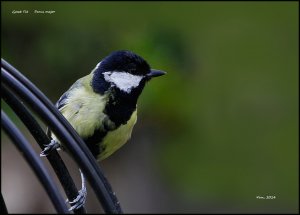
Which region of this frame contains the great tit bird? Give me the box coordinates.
[40,50,166,210]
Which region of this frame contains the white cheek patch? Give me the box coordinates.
[103,71,143,93]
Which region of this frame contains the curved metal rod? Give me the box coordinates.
[1,111,70,214]
[1,60,122,213]
[1,193,8,214]
[1,86,86,214]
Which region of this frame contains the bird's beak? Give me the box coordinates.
[147,69,167,78]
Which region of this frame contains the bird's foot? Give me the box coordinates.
[40,140,60,157]
[66,169,87,211]
[67,187,87,211]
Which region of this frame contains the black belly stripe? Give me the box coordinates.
[83,129,108,158]
[83,87,140,159]
[104,95,137,127]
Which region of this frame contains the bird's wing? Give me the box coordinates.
[56,77,86,111]
[46,76,87,139]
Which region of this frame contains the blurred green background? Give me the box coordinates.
[1,1,298,213]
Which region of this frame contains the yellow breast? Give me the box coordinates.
[98,110,137,161]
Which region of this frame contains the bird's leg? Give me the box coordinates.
[40,139,61,157]
[67,169,87,211]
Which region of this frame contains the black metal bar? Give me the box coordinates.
[1,60,122,213]
[1,111,69,214]
[1,193,8,214]
[1,86,86,214]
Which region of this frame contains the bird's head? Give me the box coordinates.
[92,50,166,95]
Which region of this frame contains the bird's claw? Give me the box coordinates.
[40,140,60,157]
[66,186,87,211]
[66,169,87,211]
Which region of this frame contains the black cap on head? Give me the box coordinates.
[98,50,151,76]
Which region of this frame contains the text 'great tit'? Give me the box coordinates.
[40,50,166,211]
